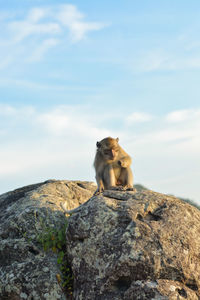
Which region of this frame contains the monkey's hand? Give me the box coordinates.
[118,159,128,168]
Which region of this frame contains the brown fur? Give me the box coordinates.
[94,137,133,194]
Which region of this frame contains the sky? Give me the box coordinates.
[0,0,200,204]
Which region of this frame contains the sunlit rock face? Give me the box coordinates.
[66,189,200,300]
[0,180,96,300]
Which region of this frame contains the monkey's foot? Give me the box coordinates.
[109,186,135,192]
[93,189,103,196]
[109,186,125,191]
[125,186,135,191]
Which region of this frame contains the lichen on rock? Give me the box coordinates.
[66,189,200,299]
[0,180,96,300]
[1,180,200,299]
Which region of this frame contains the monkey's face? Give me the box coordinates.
[103,147,119,161]
[97,137,119,161]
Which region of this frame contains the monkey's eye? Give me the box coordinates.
[104,150,111,155]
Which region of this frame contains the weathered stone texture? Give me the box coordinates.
[1,180,200,299]
[66,189,200,300]
[0,180,96,300]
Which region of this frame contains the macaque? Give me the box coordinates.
[94,137,133,194]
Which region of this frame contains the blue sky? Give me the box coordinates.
[0,0,200,203]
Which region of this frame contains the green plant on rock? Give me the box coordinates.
[37,220,67,252]
[36,218,73,298]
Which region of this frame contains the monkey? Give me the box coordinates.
[94,137,133,194]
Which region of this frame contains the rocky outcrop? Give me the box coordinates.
[0,180,96,300]
[1,180,200,300]
[66,189,200,300]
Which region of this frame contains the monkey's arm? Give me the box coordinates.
[94,173,104,194]
[94,155,105,194]
[117,146,132,168]
[118,155,132,168]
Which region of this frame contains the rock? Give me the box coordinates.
[1,180,200,299]
[66,189,200,299]
[0,180,96,300]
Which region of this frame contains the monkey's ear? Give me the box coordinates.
[96,141,101,148]
[116,137,119,142]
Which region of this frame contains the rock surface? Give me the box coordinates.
[0,180,96,300]
[66,189,200,300]
[1,180,200,300]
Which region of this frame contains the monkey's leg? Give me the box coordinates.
[94,173,105,195]
[118,167,134,190]
[103,165,116,190]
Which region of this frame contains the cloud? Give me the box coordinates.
[28,7,49,23]
[8,20,60,44]
[134,48,200,73]
[0,104,199,203]
[133,111,200,147]
[0,104,111,194]
[56,4,106,42]
[0,104,17,116]
[0,103,35,116]
[0,4,107,67]
[127,110,200,202]
[27,38,60,62]
[166,109,200,123]
[136,51,170,72]
[7,5,105,43]
[126,112,153,124]
[37,106,111,139]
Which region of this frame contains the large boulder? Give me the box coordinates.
[66,189,200,299]
[0,180,96,300]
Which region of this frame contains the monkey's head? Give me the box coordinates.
[96,137,119,161]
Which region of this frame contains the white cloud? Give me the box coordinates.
[137,51,170,72]
[56,4,106,42]
[133,111,200,149]
[126,112,153,124]
[8,4,104,44]
[132,120,200,199]
[27,38,60,62]
[0,4,107,66]
[0,104,199,203]
[8,7,61,43]
[38,110,70,135]
[9,21,60,43]
[0,104,111,193]
[166,109,200,123]
[27,7,49,23]
[0,104,17,116]
[37,106,110,138]
[134,48,200,73]
[0,104,35,120]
